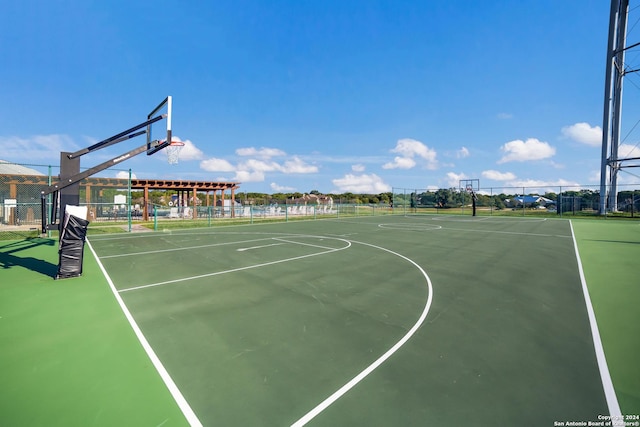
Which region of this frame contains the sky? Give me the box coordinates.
[2,0,640,195]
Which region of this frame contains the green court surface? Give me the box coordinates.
[0,238,189,427]
[1,215,638,426]
[571,220,640,412]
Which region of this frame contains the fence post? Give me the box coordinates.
[559,186,562,218]
[127,168,132,232]
[404,188,407,216]
[490,187,494,216]
[153,205,158,231]
[47,165,52,238]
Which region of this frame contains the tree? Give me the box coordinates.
[435,188,452,208]
[493,196,505,210]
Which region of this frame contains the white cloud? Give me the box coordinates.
[456,147,470,158]
[203,153,317,184]
[384,138,438,170]
[619,143,640,159]
[282,156,318,173]
[490,178,583,196]
[481,170,516,181]
[200,157,235,172]
[0,134,78,162]
[332,173,391,193]
[352,164,365,172]
[549,160,565,169]
[270,182,296,192]
[498,138,556,163]
[561,122,602,147]
[445,172,468,188]
[115,170,137,179]
[234,170,265,182]
[382,156,416,169]
[238,158,281,172]
[167,136,204,161]
[508,178,580,189]
[236,147,286,158]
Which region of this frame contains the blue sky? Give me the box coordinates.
[2,0,639,195]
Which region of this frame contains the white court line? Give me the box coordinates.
[87,228,293,242]
[100,237,283,259]
[86,239,203,427]
[272,237,340,251]
[236,237,339,252]
[569,221,621,418]
[237,242,285,252]
[290,239,434,427]
[428,215,493,222]
[118,239,352,293]
[378,223,442,231]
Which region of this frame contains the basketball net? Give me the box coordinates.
[165,140,184,165]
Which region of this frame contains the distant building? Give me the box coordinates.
[506,195,555,208]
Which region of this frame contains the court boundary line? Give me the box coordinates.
[85,239,203,427]
[290,239,434,427]
[118,238,352,293]
[569,220,621,417]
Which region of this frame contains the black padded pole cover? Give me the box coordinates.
[56,214,89,279]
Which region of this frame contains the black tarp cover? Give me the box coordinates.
[56,213,89,279]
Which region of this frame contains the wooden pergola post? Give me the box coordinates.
[143,185,150,221]
[192,186,197,219]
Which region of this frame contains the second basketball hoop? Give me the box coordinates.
[165,140,185,165]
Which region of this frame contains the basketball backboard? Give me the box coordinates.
[146,96,172,155]
[459,178,480,193]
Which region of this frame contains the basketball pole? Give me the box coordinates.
[40,96,173,278]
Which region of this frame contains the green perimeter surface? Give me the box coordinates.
[0,238,189,427]
[572,220,640,414]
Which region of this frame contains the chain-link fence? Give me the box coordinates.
[4,161,640,240]
[392,184,640,218]
[0,162,131,230]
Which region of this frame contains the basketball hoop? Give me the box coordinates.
[164,140,184,165]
